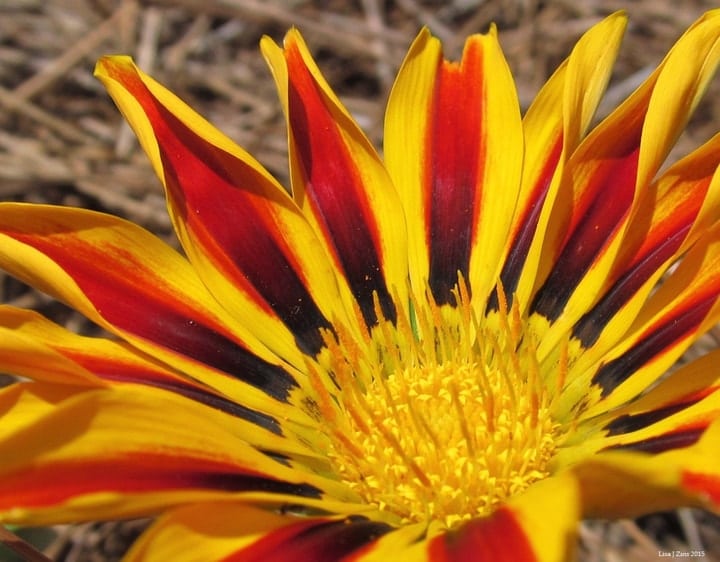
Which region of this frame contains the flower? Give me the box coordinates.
[2,10,720,561]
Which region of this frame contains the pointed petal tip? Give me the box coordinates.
[281,27,309,52]
[702,8,720,21]
[605,9,627,20]
[94,55,135,80]
[408,26,432,46]
[602,10,629,31]
[258,34,277,52]
[404,26,438,58]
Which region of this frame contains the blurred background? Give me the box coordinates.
[2,0,720,560]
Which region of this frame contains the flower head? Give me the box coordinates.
[2,10,720,561]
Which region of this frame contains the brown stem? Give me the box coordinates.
[0,525,54,562]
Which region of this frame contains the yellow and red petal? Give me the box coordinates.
[0,315,104,388]
[559,352,720,460]
[384,27,522,306]
[532,10,720,345]
[554,145,720,417]
[124,482,577,562]
[554,357,720,518]
[344,523,429,561]
[95,55,345,357]
[562,421,720,519]
[425,512,536,562]
[423,475,579,562]
[0,383,345,526]
[0,204,316,417]
[126,475,578,562]
[571,133,720,357]
[576,223,720,416]
[125,502,397,562]
[261,31,407,327]
[500,13,626,311]
[0,306,305,432]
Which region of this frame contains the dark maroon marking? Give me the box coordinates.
[103,63,334,354]
[258,450,292,467]
[572,224,690,346]
[155,104,332,356]
[101,371,282,434]
[427,179,475,306]
[193,472,321,498]
[426,54,484,306]
[94,286,297,401]
[592,294,715,397]
[223,516,392,562]
[604,399,701,436]
[532,146,640,321]
[286,77,395,326]
[603,427,705,454]
[12,232,298,402]
[117,304,297,401]
[487,136,563,312]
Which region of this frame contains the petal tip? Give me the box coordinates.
[94,54,132,71]
[94,55,138,84]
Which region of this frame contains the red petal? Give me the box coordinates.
[221,516,391,562]
[682,471,720,505]
[0,452,317,511]
[423,40,488,304]
[0,206,297,402]
[427,509,536,562]
[281,38,400,325]
[96,56,337,355]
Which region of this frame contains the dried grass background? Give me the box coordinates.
[2,0,720,560]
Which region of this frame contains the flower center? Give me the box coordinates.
[310,281,563,529]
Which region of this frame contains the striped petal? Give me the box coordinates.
[566,223,720,417]
[559,352,720,459]
[2,12,720,561]
[563,420,720,519]
[0,204,310,414]
[384,27,522,306]
[532,10,720,347]
[0,383,345,526]
[423,475,579,562]
[261,31,407,327]
[125,503,395,562]
[571,133,720,357]
[0,306,301,432]
[553,356,720,518]
[554,153,720,418]
[95,55,344,358]
[499,13,626,310]
[127,476,578,562]
[425,512,538,562]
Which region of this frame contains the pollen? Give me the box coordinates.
[310,279,563,529]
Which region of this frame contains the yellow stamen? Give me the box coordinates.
[314,279,563,529]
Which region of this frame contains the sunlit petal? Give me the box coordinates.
[2,10,720,561]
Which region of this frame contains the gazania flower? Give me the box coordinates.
[2,10,720,561]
